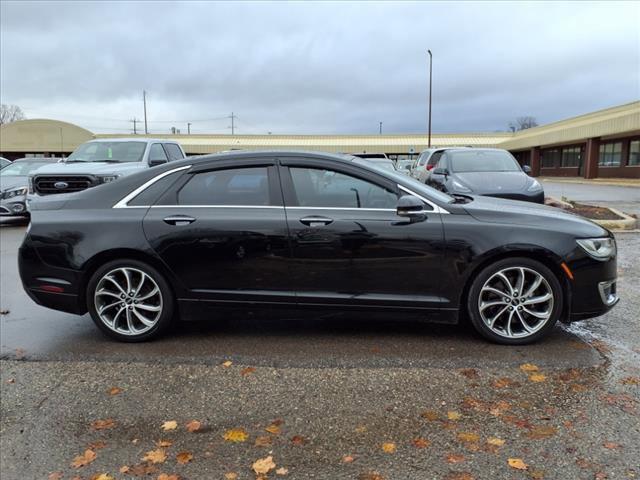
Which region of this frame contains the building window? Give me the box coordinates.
[598,142,622,167]
[629,140,640,166]
[561,147,581,167]
[541,148,560,168]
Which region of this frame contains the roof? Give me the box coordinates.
[87,137,182,144]
[0,118,94,153]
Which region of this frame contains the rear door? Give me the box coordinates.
[279,157,445,311]
[142,157,293,305]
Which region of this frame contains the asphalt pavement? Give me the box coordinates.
[1,219,639,480]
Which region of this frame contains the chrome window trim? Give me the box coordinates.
[113,165,192,209]
[151,205,284,209]
[286,206,396,212]
[398,185,449,214]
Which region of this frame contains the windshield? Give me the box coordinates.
[449,150,521,173]
[0,161,52,176]
[371,160,396,171]
[66,141,146,163]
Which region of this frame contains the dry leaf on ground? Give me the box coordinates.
[508,458,528,470]
[186,420,201,432]
[291,435,306,445]
[421,410,439,421]
[241,367,256,376]
[222,360,233,367]
[520,363,539,372]
[255,435,272,446]
[90,474,114,480]
[162,420,178,431]
[447,411,462,420]
[88,440,107,450]
[527,425,557,439]
[265,423,281,434]
[487,437,505,446]
[412,437,430,448]
[603,442,621,449]
[108,386,122,395]
[157,475,180,480]
[382,442,396,453]
[276,467,289,475]
[119,466,130,473]
[71,449,97,468]
[224,428,249,442]
[493,377,514,388]
[176,451,193,464]
[156,439,173,447]
[343,455,355,463]
[529,373,547,383]
[91,419,116,430]
[143,449,167,464]
[447,454,465,463]
[224,473,238,480]
[48,472,63,480]
[444,473,474,480]
[457,432,479,443]
[252,455,276,474]
[358,472,385,480]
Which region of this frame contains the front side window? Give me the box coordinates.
[149,144,168,162]
[290,167,397,209]
[178,167,271,206]
[599,142,622,166]
[66,141,146,163]
[163,143,184,161]
[628,140,639,166]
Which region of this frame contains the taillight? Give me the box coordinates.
[427,164,434,171]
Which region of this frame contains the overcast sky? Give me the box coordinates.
[1,1,638,135]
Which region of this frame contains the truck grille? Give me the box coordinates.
[33,176,96,195]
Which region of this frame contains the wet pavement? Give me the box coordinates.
[1,220,639,480]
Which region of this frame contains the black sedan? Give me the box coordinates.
[19,151,618,344]
[427,148,544,203]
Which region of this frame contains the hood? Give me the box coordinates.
[30,161,147,177]
[453,171,531,194]
[463,195,609,238]
[0,175,29,192]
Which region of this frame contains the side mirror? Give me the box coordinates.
[149,158,168,167]
[396,195,426,218]
[522,165,532,175]
[432,167,448,176]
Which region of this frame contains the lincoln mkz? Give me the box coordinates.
[19,151,619,344]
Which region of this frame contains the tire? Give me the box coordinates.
[466,257,563,345]
[86,259,175,342]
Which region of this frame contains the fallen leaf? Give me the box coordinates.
[5,378,15,384]
[119,465,130,473]
[241,367,256,376]
[291,435,306,445]
[493,377,513,388]
[275,467,289,475]
[421,410,439,421]
[343,455,355,463]
[381,442,396,453]
[508,458,528,470]
[91,475,114,480]
[527,425,557,439]
[603,441,621,450]
[412,437,430,448]
[157,475,180,480]
[358,472,385,480]
[355,425,367,433]
[529,470,545,479]
[529,373,547,383]
[222,360,233,367]
[457,432,479,443]
[447,411,462,420]
[71,449,97,468]
[621,376,640,385]
[447,453,465,463]
[108,386,122,395]
[185,420,201,432]
[156,439,173,447]
[487,437,505,446]
[176,451,193,464]
[459,368,479,379]
[224,473,239,480]
[48,472,63,480]
[143,449,167,464]
[129,463,159,476]
[444,473,474,480]
[162,420,178,431]
[255,435,272,447]
[520,363,539,372]
[224,428,248,442]
[265,423,281,434]
[90,419,115,430]
[252,455,276,475]
[88,440,107,450]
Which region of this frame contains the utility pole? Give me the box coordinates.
[379,121,383,135]
[187,122,191,135]
[228,112,236,135]
[427,50,433,148]
[143,90,148,134]
[130,118,139,134]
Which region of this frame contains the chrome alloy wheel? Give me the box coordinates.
[478,266,554,339]
[94,267,163,336]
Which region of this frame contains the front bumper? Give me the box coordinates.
[0,195,29,216]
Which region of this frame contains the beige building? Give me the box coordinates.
[1,101,638,179]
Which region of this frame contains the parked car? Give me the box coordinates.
[19,151,617,344]
[354,157,397,173]
[28,138,186,198]
[426,148,543,203]
[410,147,470,183]
[1,158,59,216]
[351,153,390,160]
[0,157,11,170]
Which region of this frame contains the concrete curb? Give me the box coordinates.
[539,177,640,188]
[545,197,637,231]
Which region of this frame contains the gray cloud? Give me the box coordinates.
[1,1,638,135]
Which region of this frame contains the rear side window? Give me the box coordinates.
[149,144,168,162]
[178,167,271,206]
[163,143,184,161]
[428,151,443,167]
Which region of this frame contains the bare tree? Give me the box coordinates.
[508,116,538,132]
[0,104,26,125]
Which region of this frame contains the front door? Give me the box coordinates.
[142,159,293,305]
[279,158,445,311]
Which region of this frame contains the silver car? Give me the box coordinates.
[410,147,471,183]
[1,158,58,217]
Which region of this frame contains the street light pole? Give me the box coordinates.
[427,49,432,148]
[379,121,382,135]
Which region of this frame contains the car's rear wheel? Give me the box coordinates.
[87,259,174,342]
[467,257,563,345]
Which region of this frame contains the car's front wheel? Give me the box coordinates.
[467,257,563,344]
[86,259,174,342]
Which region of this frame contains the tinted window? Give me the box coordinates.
[149,144,168,162]
[164,143,184,161]
[428,151,443,166]
[129,170,185,206]
[449,150,520,172]
[178,167,270,206]
[290,167,397,209]
[417,153,429,166]
[67,141,146,163]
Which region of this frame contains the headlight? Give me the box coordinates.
[527,179,543,192]
[451,179,472,193]
[1,187,28,199]
[576,237,616,260]
[98,175,119,184]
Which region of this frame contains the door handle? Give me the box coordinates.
[163,215,196,226]
[299,216,333,227]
